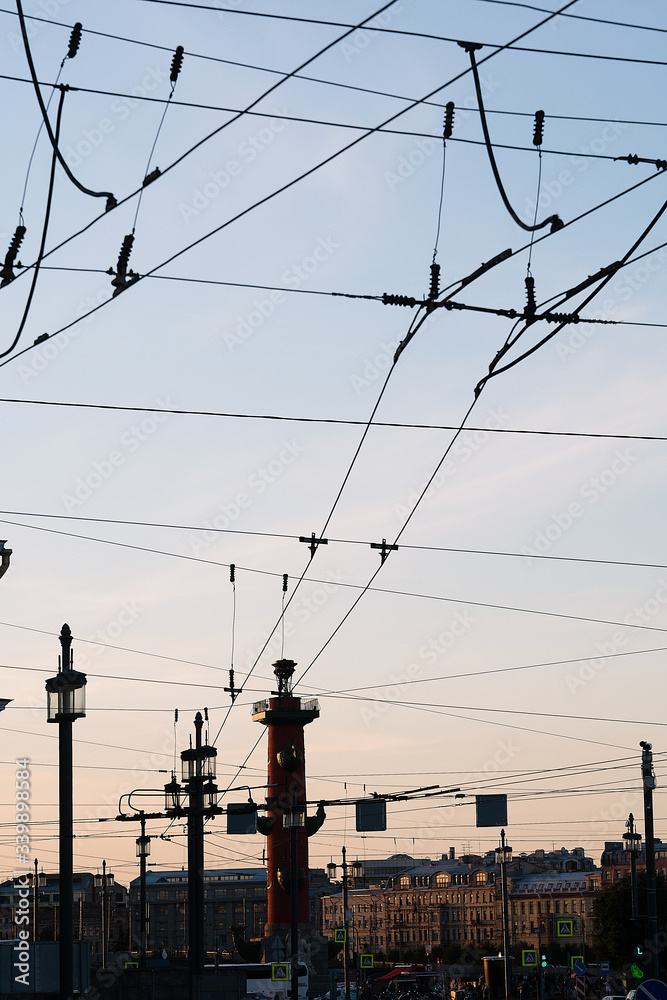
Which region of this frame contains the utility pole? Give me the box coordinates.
[342,847,350,1000]
[33,859,38,943]
[496,830,513,1000]
[640,742,659,979]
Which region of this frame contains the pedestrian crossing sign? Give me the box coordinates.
[522,951,537,967]
[557,920,573,937]
[360,955,374,969]
[272,964,289,981]
[334,929,347,943]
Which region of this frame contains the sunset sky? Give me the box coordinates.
[0,0,666,886]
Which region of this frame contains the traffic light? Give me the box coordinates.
[541,955,547,968]
[630,918,644,958]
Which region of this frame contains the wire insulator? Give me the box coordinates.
[67,23,82,59]
[117,233,134,271]
[174,709,178,723]
[111,234,139,297]
[525,275,536,316]
[170,45,184,83]
[1,226,27,287]
[444,101,455,140]
[429,263,440,300]
[382,293,418,307]
[282,573,288,593]
[627,154,639,165]
[230,563,235,584]
[533,110,545,147]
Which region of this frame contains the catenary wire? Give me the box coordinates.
[5,514,667,640]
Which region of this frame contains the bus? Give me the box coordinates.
[213,961,309,1000]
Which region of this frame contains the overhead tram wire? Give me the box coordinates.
[15,0,116,210]
[2,153,663,376]
[209,321,403,750]
[8,512,667,640]
[9,72,661,164]
[5,396,667,441]
[1,0,403,294]
[0,82,63,358]
[192,1,586,750]
[475,185,667,396]
[6,620,667,705]
[6,51,667,134]
[133,1,667,66]
[0,0,584,358]
[7,2,667,63]
[469,0,667,36]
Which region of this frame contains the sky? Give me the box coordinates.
[1,0,667,889]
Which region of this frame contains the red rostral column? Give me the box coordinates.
[253,659,324,937]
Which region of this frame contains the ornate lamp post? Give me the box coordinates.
[165,712,217,1000]
[495,830,513,1000]
[45,624,86,1000]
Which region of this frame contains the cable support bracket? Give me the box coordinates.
[617,154,667,171]
[370,538,398,564]
[299,532,328,559]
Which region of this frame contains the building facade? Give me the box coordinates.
[129,868,267,959]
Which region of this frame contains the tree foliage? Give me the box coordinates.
[592,870,667,971]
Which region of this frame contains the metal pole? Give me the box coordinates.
[500,831,512,1000]
[33,859,38,943]
[59,716,73,1000]
[188,713,206,1000]
[537,923,543,1000]
[140,815,147,968]
[627,813,639,920]
[640,742,659,979]
[342,847,350,1000]
[101,860,107,969]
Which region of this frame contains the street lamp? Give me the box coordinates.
[46,624,86,1000]
[495,830,513,1000]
